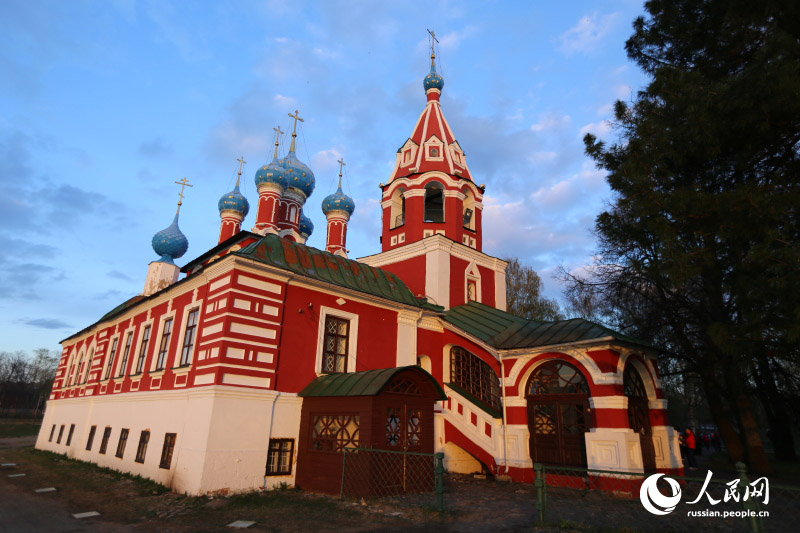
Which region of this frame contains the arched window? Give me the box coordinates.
[527,361,589,395]
[624,363,657,471]
[390,187,406,228]
[424,182,444,223]
[449,346,501,413]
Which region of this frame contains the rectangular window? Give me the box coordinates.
[66,424,75,446]
[86,425,97,451]
[99,427,112,454]
[322,316,349,373]
[266,439,294,476]
[159,433,177,469]
[118,332,133,377]
[310,414,359,452]
[179,309,199,366]
[57,424,65,444]
[49,424,56,442]
[115,428,129,458]
[135,430,150,464]
[155,318,173,370]
[104,337,119,380]
[134,325,151,374]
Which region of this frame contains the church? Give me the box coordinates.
[35,47,683,495]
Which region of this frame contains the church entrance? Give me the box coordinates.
[526,361,590,467]
[624,364,657,472]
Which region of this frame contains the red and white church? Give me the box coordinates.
[36,50,683,495]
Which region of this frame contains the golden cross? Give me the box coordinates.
[337,157,346,188]
[272,126,284,159]
[174,177,193,209]
[287,110,304,152]
[427,28,439,66]
[235,156,246,186]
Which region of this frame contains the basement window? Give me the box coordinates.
[160,433,177,469]
[115,428,129,458]
[266,438,294,476]
[99,427,112,454]
[135,430,150,464]
[86,425,97,451]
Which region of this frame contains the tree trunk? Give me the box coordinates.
[724,364,772,474]
[699,367,745,463]
[754,352,797,461]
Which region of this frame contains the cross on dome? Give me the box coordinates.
[288,110,304,153]
[174,178,193,213]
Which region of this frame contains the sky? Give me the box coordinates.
[0,0,650,353]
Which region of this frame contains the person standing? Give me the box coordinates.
[685,428,698,469]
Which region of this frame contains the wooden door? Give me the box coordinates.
[528,396,589,467]
[625,365,657,472]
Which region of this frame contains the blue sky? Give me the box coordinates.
[0,0,649,353]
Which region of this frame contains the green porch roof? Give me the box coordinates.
[234,234,439,310]
[444,301,657,351]
[299,366,447,400]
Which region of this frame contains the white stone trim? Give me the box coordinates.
[314,306,360,374]
[589,396,629,409]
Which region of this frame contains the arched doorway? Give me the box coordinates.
[624,364,657,472]
[526,361,590,467]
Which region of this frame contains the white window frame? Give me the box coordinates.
[174,305,201,369]
[116,330,135,378]
[150,311,177,373]
[315,306,359,375]
[133,319,154,375]
[102,333,121,381]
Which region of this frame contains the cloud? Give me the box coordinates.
[22,318,72,330]
[579,120,612,138]
[530,112,571,132]
[273,94,297,107]
[107,269,133,281]
[138,138,173,157]
[559,13,619,55]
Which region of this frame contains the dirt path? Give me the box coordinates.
[0,436,36,449]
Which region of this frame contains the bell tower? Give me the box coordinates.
[359,34,507,310]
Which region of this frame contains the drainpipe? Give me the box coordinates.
[500,354,509,475]
[263,391,281,489]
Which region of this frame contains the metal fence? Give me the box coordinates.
[340,447,444,511]
[534,462,800,532]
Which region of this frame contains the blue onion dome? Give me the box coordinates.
[423,63,444,92]
[217,184,250,217]
[152,212,188,264]
[255,156,289,189]
[322,186,355,216]
[299,211,314,238]
[281,150,315,197]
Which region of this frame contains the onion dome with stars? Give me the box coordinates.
[152,212,188,265]
[299,211,314,238]
[217,183,249,216]
[281,150,315,197]
[255,129,289,190]
[322,185,355,216]
[423,62,444,92]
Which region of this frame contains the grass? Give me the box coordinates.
[0,447,425,532]
[0,419,42,438]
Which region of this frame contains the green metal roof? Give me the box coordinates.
[299,366,447,400]
[235,234,435,309]
[444,301,658,351]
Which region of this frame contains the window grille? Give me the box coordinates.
[311,415,360,452]
[322,316,349,373]
[155,318,172,370]
[118,332,133,377]
[159,433,177,469]
[527,361,588,395]
[86,425,97,451]
[449,346,502,413]
[116,428,129,458]
[82,348,94,384]
[99,427,112,454]
[135,326,151,374]
[179,310,199,366]
[135,431,150,463]
[266,438,294,476]
[104,337,119,380]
